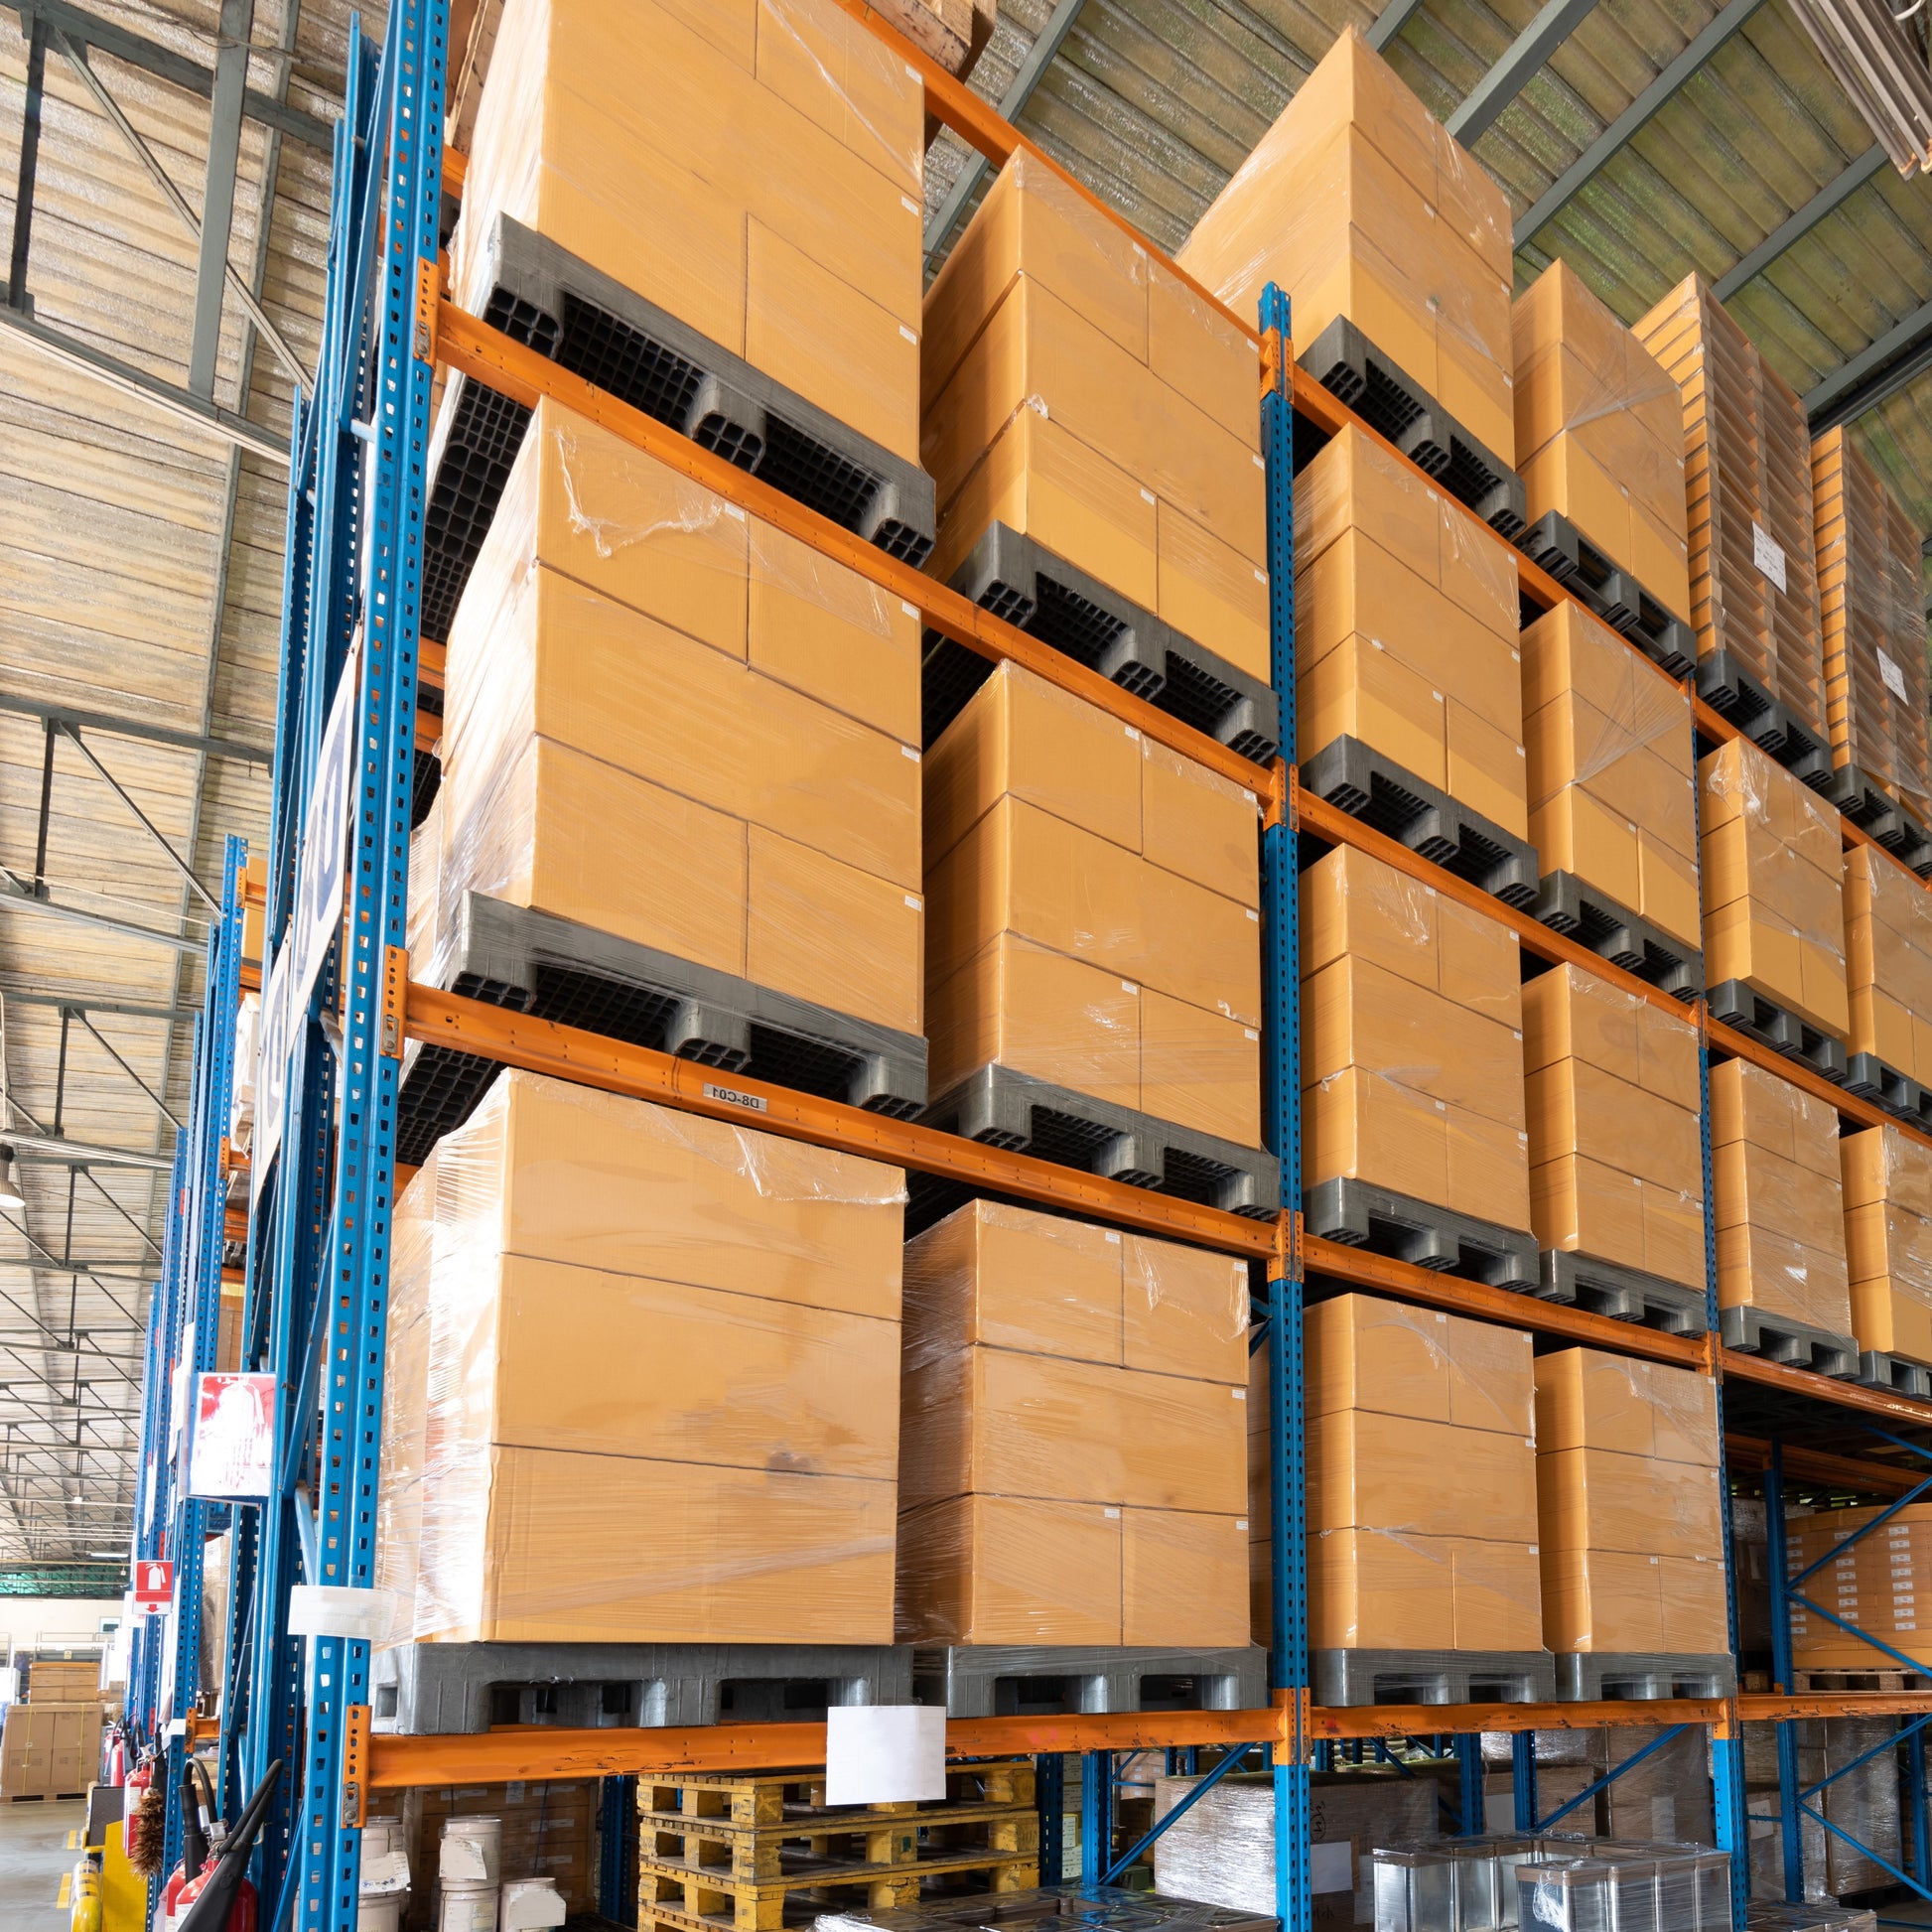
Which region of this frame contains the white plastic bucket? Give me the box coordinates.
[438,1881,499,1932]
[357,1897,404,1932]
[439,1815,502,1885]
[501,1876,567,1931]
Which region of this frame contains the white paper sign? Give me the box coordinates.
[1880,648,1909,703]
[1311,1842,1353,1893]
[252,940,291,1200]
[287,1583,396,1641]
[292,650,360,1022]
[1751,520,1787,592]
[188,1372,276,1499]
[823,1706,946,1805]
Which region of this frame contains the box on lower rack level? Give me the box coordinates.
[1842,1124,1932,1369]
[1787,1502,1932,1669]
[454,0,924,462]
[1295,423,1526,838]
[897,1198,1249,1647]
[1845,845,1932,1087]
[1302,843,1529,1230]
[375,1066,905,1645]
[923,661,1263,1146]
[921,150,1268,680]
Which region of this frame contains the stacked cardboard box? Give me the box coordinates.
[1710,1058,1854,1343]
[454,0,923,463]
[921,151,1268,680]
[1178,27,1516,464]
[1523,964,1705,1293]
[0,1703,99,1798]
[435,399,923,1036]
[1845,846,1932,1085]
[401,1779,598,1929]
[1534,1349,1727,1656]
[1812,426,1932,822]
[1521,598,1699,950]
[1787,1502,1932,1669]
[1633,277,1827,737]
[375,1067,904,1644]
[1701,737,1848,1042]
[1303,843,1530,1232]
[1296,422,1526,836]
[23,1657,99,1703]
[1293,1294,1541,1655]
[1743,1718,1905,1895]
[897,1199,1248,1646]
[1514,261,1691,620]
[924,661,1262,1145]
[1842,1124,1932,1368]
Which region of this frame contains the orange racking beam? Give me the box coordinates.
[1720,1346,1932,1430]
[1311,1699,1730,1740]
[1741,1689,1932,1721]
[1725,1433,1927,1495]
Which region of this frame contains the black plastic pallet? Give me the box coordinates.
[913,1067,1279,1233]
[1298,316,1527,539]
[1844,1052,1932,1132]
[910,1646,1266,1721]
[420,212,936,642]
[1554,1652,1736,1701]
[1304,1177,1540,1292]
[1301,736,1540,907]
[1530,872,1703,1002]
[1536,1250,1710,1334]
[1311,1648,1555,1709]
[1719,1304,1860,1379]
[371,1640,911,1734]
[1516,510,1696,677]
[410,745,441,829]
[1694,651,1834,791]
[393,892,928,1168]
[1820,759,1932,875]
[923,523,1279,764]
[1707,979,1849,1084]
[1857,1350,1932,1402]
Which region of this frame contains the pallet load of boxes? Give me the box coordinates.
[367,0,1932,1918]
[0,1650,107,1802]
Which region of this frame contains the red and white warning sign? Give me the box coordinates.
[132,1560,174,1615]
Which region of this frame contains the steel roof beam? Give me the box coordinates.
[1714,143,1885,300]
[0,991,200,1024]
[1514,0,1767,247]
[189,0,253,397]
[0,697,269,764]
[0,873,205,954]
[1366,0,1428,53]
[1448,0,1603,144]
[1807,295,1932,428]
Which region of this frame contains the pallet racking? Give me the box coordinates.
[120,2,1932,1927]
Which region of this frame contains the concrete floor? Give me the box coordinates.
[0,1795,84,1924]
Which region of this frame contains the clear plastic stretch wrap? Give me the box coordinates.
[1281,1294,1540,1654]
[1710,1057,1854,1340]
[1761,1719,1904,1896]
[815,1887,1279,1932]
[1812,427,1932,823]
[1842,1122,1932,1366]
[1302,844,1530,1234]
[1509,1844,1731,1932]
[1587,1726,1714,1847]
[1787,1501,1932,1668]
[1150,1768,1437,1923]
[1844,844,1932,1086]
[1700,738,1848,1041]
[1178,28,1516,464]
[923,661,1264,1149]
[1632,277,1827,738]
[434,398,924,1035]
[1533,1350,1726,1655]
[1296,423,1526,841]
[1512,262,1691,621]
[1523,964,1706,1292]
[1521,603,1699,948]
[452,0,923,461]
[1746,1906,1876,1932]
[921,149,1268,679]
[896,1198,1249,1647]
[375,1066,906,1646]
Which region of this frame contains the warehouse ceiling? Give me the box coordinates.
[3,0,1932,1570]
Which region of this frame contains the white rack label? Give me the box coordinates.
[1752,521,1787,591]
[702,1083,766,1113]
[1880,648,1909,702]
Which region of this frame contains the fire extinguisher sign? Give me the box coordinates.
[132,1560,174,1616]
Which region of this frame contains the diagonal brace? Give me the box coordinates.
[1533,1727,1687,1829]
[1799,1712,1932,1800]
[60,724,220,914]
[1103,1743,1257,1884]
[71,1011,184,1132]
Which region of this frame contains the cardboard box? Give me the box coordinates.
[376,1068,904,1644]
[1789,1504,1932,1664]
[1845,845,1932,1085]
[454,0,923,462]
[0,1703,100,1799]
[1534,1348,1719,1466]
[1535,1446,1724,1561]
[1307,1528,1541,1651]
[1309,1410,1536,1544]
[1179,32,1514,460]
[1842,1125,1932,1365]
[1306,1292,1534,1436]
[1540,1547,1728,1654]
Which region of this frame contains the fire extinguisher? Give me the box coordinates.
[158,1763,209,1932]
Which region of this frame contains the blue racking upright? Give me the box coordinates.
[111,4,1932,1931]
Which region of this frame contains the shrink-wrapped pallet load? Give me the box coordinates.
[1841,1124,1932,1370]
[1710,1057,1855,1350]
[1302,843,1530,1234]
[434,399,923,1037]
[923,661,1263,1149]
[1633,276,1827,738]
[897,1200,1248,1646]
[376,1068,905,1644]
[1533,1349,1727,1660]
[1178,27,1516,466]
[1812,426,1932,828]
[1788,1502,1932,1670]
[1521,598,1700,956]
[921,151,1268,685]
[1513,261,1691,620]
[1522,965,1706,1297]
[1700,737,1848,1045]
[1845,845,1932,1088]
